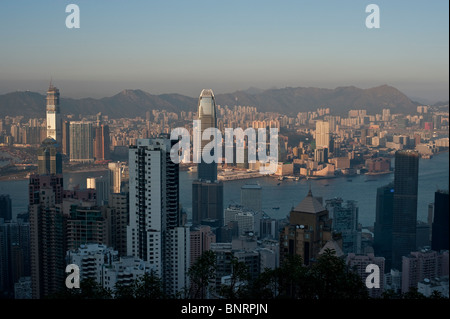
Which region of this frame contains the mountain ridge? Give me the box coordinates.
[0,85,420,119]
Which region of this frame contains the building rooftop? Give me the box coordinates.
[292,189,326,214]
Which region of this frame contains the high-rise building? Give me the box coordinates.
[432,190,449,251]
[37,138,62,175]
[373,182,394,270]
[315,120,330,150]
[66,204,109,251]
[69,121,94,163]
[62,120,70,157]
[190,225,215,266]
[1,218,30,298]
[240,184,262,212]
[192,89,224,227]
[107,192,129,257]
[260,216,279,240]
[314,147,328,163]
[346,253,385,298]
[280,189,333,265]
[224,205,262,237]
[108,162,124,194]
[196,89,218,181]
[192,180,224,226]
[127,137,189,296]
[402,249,449,294]
[392,150,419,270]
[29,175,66,299]
[325,198,361,254]
[0,194,12,222]
[94,124,110,161]
[46,84,62,146]
[86,175,110,206]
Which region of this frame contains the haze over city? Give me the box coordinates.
[0,0,448,102]
[0,0,449,307]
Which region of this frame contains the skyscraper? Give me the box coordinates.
[280,189,332,265]
[28,174,66,299]
[86,176,110,206]
[192,180,224,226]
[0,218,31,298]
[94,124,110,162]
[0,194,12,222]
[107,192,129,257]
[325,198,361,254]
[373,183,394,270]
[127,136,189,295]
[66,204,108,251]
[431,190,449,251]
[46,84,61,146]
[192,89,224,227]
[37,138,62,175]
[196,89,217,181]
[62,120,70,157]
[392,150,419,270]
[69,121,94,163]
[315,120,330,150]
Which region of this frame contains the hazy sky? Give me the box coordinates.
[0,0,448,101]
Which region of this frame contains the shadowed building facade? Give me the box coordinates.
[431,190,449,251]
[37,138,62,175]
[280,189,332,265]
[373,182,394,270]
[392,150,419,270]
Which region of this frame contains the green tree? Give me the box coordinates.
[48,277,113,299]
[219,257,250,299]
[135,270,166,299]
[187,250,217,299]
[309,248,368,299]
[401,287,427,299]
[114,280,136,299]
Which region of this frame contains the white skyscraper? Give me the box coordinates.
[315,120,330,149]
[127,136,190,296]
[46,84,62,146]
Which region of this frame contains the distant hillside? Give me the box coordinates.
[0,85,419,119]
[215,85,418,116]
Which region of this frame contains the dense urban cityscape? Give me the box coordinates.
[0,2,448,314]
[0,83,448,301]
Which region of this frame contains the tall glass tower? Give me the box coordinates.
[392,150,419,270]
[197,89,218,181]
[192,89,224,226]
[46,84,61,146]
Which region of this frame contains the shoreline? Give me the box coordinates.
[1,150,448,183]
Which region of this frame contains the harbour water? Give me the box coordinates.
[1,152,448,227]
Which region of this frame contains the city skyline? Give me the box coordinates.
[0,1,448,101]
[0,1,449,302]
